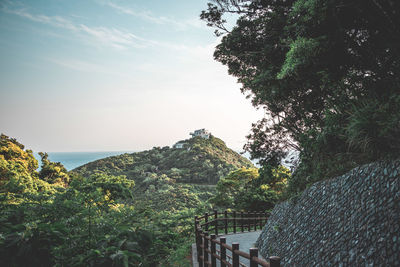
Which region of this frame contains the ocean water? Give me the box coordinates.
[33,151,134,171]
[32,150,292,172]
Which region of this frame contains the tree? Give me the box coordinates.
[211,167,259,207]
[38,152,70,187]
[211,166,290,211]
[0,133,38,174]
[0,134,53,195]
[202,0,400,193]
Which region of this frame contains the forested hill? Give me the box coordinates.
[72,136,253,184]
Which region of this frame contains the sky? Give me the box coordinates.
[0,0,264,152]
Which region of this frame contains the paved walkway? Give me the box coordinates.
[192,231,264,267]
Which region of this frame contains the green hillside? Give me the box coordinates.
[0,134,222,266]
[73,135,253,185]
[0,133,288,266]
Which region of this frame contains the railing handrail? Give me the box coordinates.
[194,210,281,267]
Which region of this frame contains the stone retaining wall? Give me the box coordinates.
[256,159,400,266]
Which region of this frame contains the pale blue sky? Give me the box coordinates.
[0,0,263,152]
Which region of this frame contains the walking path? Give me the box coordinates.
[192,230,263,267]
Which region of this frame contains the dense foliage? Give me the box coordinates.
[2,134,261,266]
[201,0,400,194]
[0,134,57,197]
[211,165,290,211]
[73,136,253,185]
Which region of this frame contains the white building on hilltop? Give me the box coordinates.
[190,128,210,139]
[173,141,186,149]
[173,129,211,149]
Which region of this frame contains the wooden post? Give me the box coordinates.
[254,212,257,231]
[259,212,263,229]
[232,243,239,267]
[224,210,228,234]
[250,248,258,267]
[241,211,244,232]
[199,231,204,267]
[195,217,201,263]
[214,210,218,236]
[205,213,209,232]
[233,211,237,233]
[247,212,251,232]
[269,256,281,267]
[220,237,226,267]
[194,217,198,244]
[211,234,216,267]
[255,212,259,230]
[203,232,209,266]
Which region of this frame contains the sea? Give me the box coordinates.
[33,151,134,171]
[32,151,276,171]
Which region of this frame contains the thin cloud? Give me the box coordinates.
[1,2,215,55]
[107,2,168,25]
[78,25,146,49]
[1,4,147,50]
[105,1,205,31]
[2,6,79,31]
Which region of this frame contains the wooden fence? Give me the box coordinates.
[194,210,280,267]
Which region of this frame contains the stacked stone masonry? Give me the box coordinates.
[256,159,400,266]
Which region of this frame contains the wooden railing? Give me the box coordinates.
[194,210,280,267]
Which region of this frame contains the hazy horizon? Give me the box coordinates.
[1,131,254,153]
[0,0,264,152]
[32,149,256,171]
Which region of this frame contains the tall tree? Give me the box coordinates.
[0,134,53,194]
[202,0,400,192]
[38,152,70,187]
